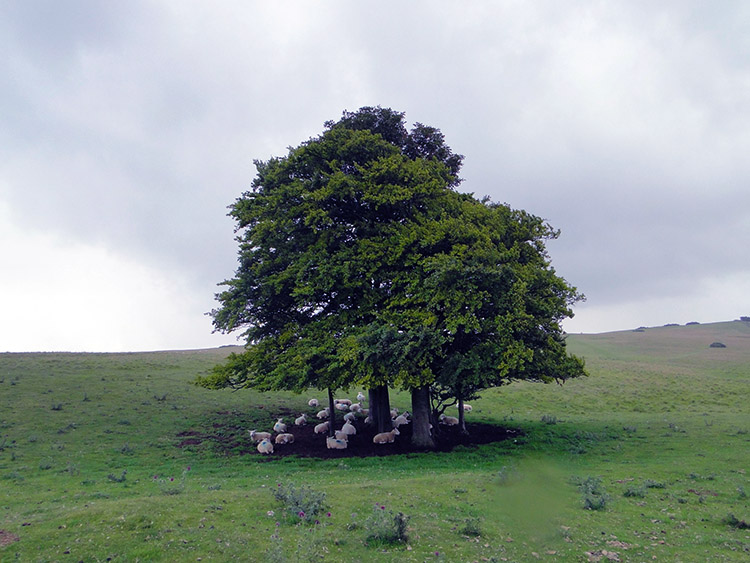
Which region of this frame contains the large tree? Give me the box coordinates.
[197,107,462,434]
[198,106,585,447]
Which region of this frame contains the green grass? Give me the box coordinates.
[1,321,749,561]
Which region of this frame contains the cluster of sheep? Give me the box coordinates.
[248,393,414,454]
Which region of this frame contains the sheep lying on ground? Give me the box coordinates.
[343,412,356,423]
[349,402,362,413]
[373,427,400,444]
[316,408,330,419]
[308,398,319,407]
[249,430,272,442]
[393,413,411,428]
[341,421,356,436]
[274,433,295,445]
[334,430,349,441]
[326,436,348,449]
[334,398,352,406]
[439,414,459,426]
[257,439,274,454]
[334,402,349,411]
[294,414,307,426]
[314,421,330,434]
[273,418,287,433]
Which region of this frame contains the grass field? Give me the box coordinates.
[1,321,749,561]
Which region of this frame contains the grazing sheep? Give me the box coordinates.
[439,414,459,426]
[308,398,319,407]
[316,408,330,419]
[349,402,362,413]
[334,398,352,406]
[273,418,287,433]
[373,427,400,444]
[314,421,330,434]
[274,433,295,445]
[326,437,348,449]
[462,404,473,412]
[334,430,349,441]
[294,413,307,426]
[341,421,356,436]
[249,430,272,442]
[356,391,366,403]
[257,439,274,454]
[343,412,356,423]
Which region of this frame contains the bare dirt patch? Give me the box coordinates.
[0,530,20,547]
[178,412,520,459]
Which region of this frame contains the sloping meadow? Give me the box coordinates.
[1,321,748,561]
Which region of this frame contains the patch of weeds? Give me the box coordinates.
[345,512,360,531]
[458,516,482,537]
[737,429,748,435]
[107,470,127,483]
[65,462,80,476]
[153,466,190,495]
[273,483,328,524]
[623,485,647,498]
[119,442,134,455]
[82,393,91,402]
[39,459,53,470]
[541,414,558,425]
[724,514,750,529]
[206,483,222,491]
[117,419,131,426]
[573,476,610,511]
[2,471,24,482]
[622,425,637,433]
[644,479,666,489]
[90,492,110,499]
[364,504,410,546]
[50,403,63,411]
[738,486,747,499]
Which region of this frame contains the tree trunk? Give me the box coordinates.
[368,386,393,434]
[411,386,436,449]
[327,387,337,437]
[457,396,468,435]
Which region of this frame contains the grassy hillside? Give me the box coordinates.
[1,322,748,561]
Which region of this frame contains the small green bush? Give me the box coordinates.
[574,476,610,511]
[459,516,482,537]
[364,505,410,545]
[273,483,328,524]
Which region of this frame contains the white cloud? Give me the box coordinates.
[0,200,237,352]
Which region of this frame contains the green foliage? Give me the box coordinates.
[363,504,410,545]
[574,476,610,510]
[273,483,328,524]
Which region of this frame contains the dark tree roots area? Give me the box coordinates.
[178,410,521,460]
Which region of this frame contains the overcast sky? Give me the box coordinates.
[2,1,749,352]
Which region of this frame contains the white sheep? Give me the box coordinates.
[356,391,366,403]
[334,402,349,412]
[314,421,330,434]
[316,408,330,419]
[462,404,473,412]
[294,413,307,426]
[341,421,357,436]
[308,398,319,407]
[257,439,274,454]
[390,408,399,418]
[343,412,356,423]
[326,436,348,449]
[393,413,411,428]
[373,427,400,444]
[334,430,349,441]
[249,430,272,442]
[349,402,362,413]
[274,433,295,445]
[439,414,459,426]
[273,418,287,433]
[334,398,352,406]
[364,415,373,425]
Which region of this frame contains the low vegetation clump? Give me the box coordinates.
[363,504,410,546]
[273,483,328,524]
[574,476,610,511]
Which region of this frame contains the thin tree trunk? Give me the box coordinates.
[327,387,336,437]
[457,396,468,435]
[411,386,435,449]
[368,386,392,434]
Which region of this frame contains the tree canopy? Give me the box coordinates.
[197,106,585,446]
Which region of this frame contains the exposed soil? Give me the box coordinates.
[178,410,521,459]
[0,530,20,547]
